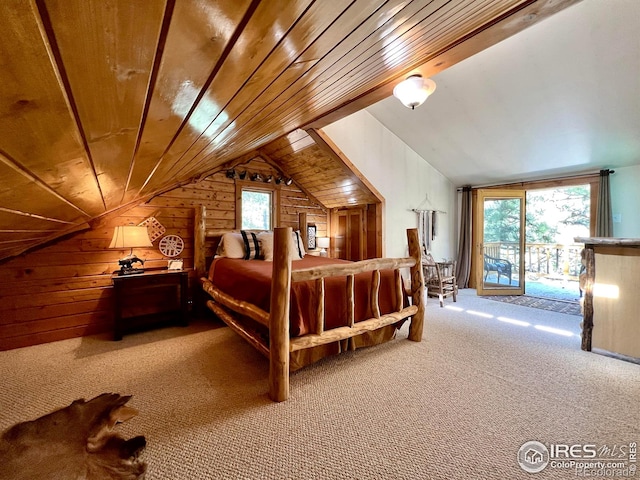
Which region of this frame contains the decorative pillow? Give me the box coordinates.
[217,233,245,259]
[258,232,274,261]
[258,231,304,261]
[240,230,261,260]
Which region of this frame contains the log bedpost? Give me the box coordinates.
[299,212,308,249]
[581,246,595,351]
[269,227,292,402]
[407,228,425,342]
[194,205,207,278]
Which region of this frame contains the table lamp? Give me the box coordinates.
[317,237,330,257]
[109,225,153,275]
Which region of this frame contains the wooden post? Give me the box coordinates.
[269,227,292,402]
[315,278,325,335]
[407,228,425,342]
[394,269,403,312]
[194,205,206,278]
[346,274,355,327]
[371,270,381,318]
[581,246,594,351]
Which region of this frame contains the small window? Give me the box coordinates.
[241,189,272,230]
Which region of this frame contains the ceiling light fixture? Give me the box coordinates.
[392,74,436,110]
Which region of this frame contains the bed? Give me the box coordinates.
[194,207,425,402]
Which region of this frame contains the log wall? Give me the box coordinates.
[0,161,326,350]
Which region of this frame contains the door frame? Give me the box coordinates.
[475,189,526,296]
[469,174,600,292]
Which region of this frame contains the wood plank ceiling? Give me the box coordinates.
[0,0,579,261]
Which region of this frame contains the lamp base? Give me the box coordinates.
[319,248,327,257]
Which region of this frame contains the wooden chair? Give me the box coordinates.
[423,254,458,307]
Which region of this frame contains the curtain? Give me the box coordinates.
[455,187,472,288]
[596,169,613,237]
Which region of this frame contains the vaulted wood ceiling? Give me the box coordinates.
[0,0,579,261]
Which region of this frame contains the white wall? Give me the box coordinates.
[611,165,640,237]
[323,110,456,261]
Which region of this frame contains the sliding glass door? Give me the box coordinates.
[476,189,525,296]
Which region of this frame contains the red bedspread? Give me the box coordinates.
[208,256,400,337]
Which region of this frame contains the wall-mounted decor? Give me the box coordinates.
[307,224,317,250]
[159,234,184,257]
[225,168,293,185]
[138,216,166,242]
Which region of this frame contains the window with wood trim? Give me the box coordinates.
[237,183,279,230]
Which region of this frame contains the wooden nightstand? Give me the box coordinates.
[111,268,189,340]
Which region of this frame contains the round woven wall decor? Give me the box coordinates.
[158,234,184,257]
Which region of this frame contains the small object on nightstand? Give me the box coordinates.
[317,237,330,257]
[167,259,183,270]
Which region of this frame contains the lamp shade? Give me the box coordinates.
[317,237,330,249]
[392,75,436,110]
[109,226,153,249]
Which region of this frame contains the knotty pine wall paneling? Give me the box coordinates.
[0,167,326,350]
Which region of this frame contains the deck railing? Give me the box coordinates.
[484,242,584,277]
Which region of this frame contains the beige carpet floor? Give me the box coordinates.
[1,289,638,479]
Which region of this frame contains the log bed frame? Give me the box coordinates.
[194,206,425,402]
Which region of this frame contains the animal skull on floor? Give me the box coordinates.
[0,393,146,480]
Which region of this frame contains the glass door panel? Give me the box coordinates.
[477,189,525,296]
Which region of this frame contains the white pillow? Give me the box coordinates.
[258,231,304,261]
[217,233,245,259]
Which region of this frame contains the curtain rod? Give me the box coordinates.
[411,208,446,214]
[456,169,612,191]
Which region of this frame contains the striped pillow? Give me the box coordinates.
[240,230,261,260]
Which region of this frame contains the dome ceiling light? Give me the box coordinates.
[392,74,436,110]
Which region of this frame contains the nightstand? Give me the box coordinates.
[111,268,189,340]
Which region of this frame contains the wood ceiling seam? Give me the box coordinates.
[122,0,177,204]
[136,0,262,197]
[122,0,253,201]
[140,0,320,192]
[0,150,90,221]
[41,0,168,211]
[0,207,76,225]
[32,0,106,213]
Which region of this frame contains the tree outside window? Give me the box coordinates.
[241,189,272,230]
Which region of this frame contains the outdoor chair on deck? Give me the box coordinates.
[483,254,513,285]
[423,254,458,307]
